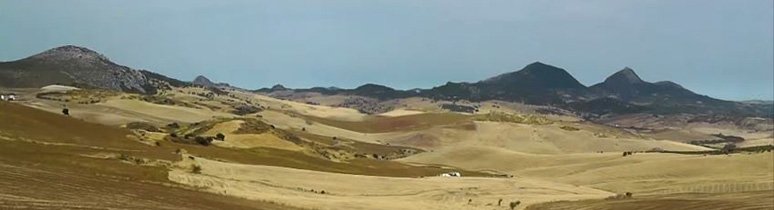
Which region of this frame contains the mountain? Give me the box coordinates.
[192,75,216,87]
[590,67,645,100]
[271,84,289,91]
[0,45,185,94]
[2,46,768,118]
[256,62,770,118]
[421,62,588,104]
[257,62,589,104]
[258,83,417,100]
[589,67,729,106]
[351,84,416,100]
[481,62,586,90]
[590,68,693,102]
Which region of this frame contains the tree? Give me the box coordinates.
[62,108,70,116]
[722,144,737,153]
[216,133,226,141]
[167,122,180,129]
[195,136,211,146]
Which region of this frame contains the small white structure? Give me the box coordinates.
[440,172,461,177]
[0,93,16,101]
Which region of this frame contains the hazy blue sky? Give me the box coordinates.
[1,0,772,100]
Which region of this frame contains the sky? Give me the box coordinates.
[1,0,772,100]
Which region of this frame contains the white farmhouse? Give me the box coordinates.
[439,172,461,177]
[0,93,17,101]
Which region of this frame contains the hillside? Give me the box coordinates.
[0,101,298,210]
[0,45,186,94]
[424,62,587,103]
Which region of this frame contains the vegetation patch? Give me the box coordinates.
[36,89,116,104]
[475,111,552,125]
[650,145,772,155]
[143,95,196,108]
[231,104,263,115]
[441,103,477,113]
[689,133,745,146]
[559,125,580,131]
[125,122,161,132]
[233,118,272,134]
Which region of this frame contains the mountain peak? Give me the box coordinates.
[482,62,586,90]
[192,75,216,87]
[604,67,644,84]
[271,84,288,91]
[49,45,98,53]
[524,61,551,69]
[518,62,570,75]
[355,83,395,91]
[29,45,110,62]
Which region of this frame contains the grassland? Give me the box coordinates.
[0,101,300,209]
[2,85,772,210]
[300,112,474,133]
[525,191,774,210]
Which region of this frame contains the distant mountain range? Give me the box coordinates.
[1,45,770,118]
[260,62,771,117]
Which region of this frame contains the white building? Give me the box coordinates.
[0,93,17,101]
[440,172,461,177]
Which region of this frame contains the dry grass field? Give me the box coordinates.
[0,101,300,210]
[525,191,774,210]
[1,86,772,210]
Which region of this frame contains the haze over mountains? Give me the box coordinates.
[1,45,771,118]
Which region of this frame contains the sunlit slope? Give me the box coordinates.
[170,156,614,210]
[402,146,774,194]
[525,191,773,210]
[0,101,297,209]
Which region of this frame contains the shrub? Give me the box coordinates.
[722,144,737,153]
[191,165,202,174]
[234,119,272,134]
[126,122,161,132]
[560,125,580,131]
[167,122,180,129]
[231,105,262,115]
[194,136,212,146]
[215,133,226,141]
[509,201,520,210]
